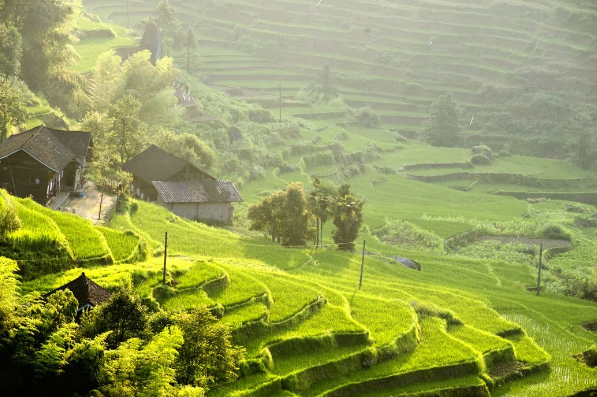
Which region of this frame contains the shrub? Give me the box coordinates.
[541,224,570,240]
[499,142,513,157]
[0,204,21,238]
[471,153,491,165]
[471,145,492,158]
[354,106,381,128]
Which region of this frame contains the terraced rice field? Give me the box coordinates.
[82,0,597,130]
[0,191,144,266]
[18,198,597,396]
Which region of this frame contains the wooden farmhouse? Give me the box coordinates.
[123,145,243,223]
[43,272,111,316]
[0,126,92,204]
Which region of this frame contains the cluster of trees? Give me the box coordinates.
[139,1,200,73]
[0,258,244,397]
[248,178,364,250]
[424,92,597,171]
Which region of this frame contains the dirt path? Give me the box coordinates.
[63,184,117,225]
[476,236,571,249]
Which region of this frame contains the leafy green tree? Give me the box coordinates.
[88,50,123,112]
[0,23,22,82]
[183,27,199,73]
[280,182,315,246]
[248,189,286,242]
[317,65,339,102]
[308,177,334,247]
[98,326,187,397]
[249,184,314,246]
[173,307,244,388]
[0,0,73,90]
[0,81,26,142]
[424,93,462,147]
[80,287,149,349]
[108,95,149,166]
[154,0,179,39]
[154,129,215,171]
[569,104,597,169]
[332,184,364,251]
[0,257,20,338]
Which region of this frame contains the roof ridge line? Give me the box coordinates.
[22,124,44,149]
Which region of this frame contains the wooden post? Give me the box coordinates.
[536,244,543,296]
[359,240,366,289]
[98,192,104,220]
[163,232,168,284]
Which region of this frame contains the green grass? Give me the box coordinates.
[97,227,140,262]
[20,198,110,260]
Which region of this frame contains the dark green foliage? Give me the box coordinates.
[107,94,149,166]
[183,27,199,73]
[248,183,315,246]
[581,345,597,368]
[80,287,149,348]
[0,81,26,142]
[0,23,22,81]
[425,93,462,148]
[354,106,381,128]
[154,129,215,171]
[471,153,491,165]
[174,307,245,388]
[308,177,335,247]
[0,202,20,237]
[332,184,364,251]
[541,224,570,241]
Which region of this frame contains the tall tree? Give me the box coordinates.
[0,23,22,82]
[107,94,149,166]
[316,65,338,102]
[173,307,244,388]
[248,189,286,243]
[424,93,462,147]
[183,27,198,73]
[80,287,149,349]
[1,0,75,91]
[0,81,26,142]
[280,182,315,246]
[332,184,364,251]
[308,177,333,247]
[248,184,314,246]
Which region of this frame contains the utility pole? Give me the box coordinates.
[359,240,366,289]
[163,232,168,284]
[97,192,104,220]
[536,244,543,296]
[279,82,282,123]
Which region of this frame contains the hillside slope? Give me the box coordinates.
[17,198,597,397]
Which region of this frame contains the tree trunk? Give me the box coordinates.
[316,218,320,246]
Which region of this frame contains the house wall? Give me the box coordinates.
[130,176,158,201]
[159,200,234,223]
[0,151,57,203]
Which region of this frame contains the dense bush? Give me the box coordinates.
[354,106,381,128]
[471,153,491,165]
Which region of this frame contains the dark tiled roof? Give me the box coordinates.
[43,272,111,311]
[152,180,243,203]
[0,126,92,172]
[122,145,215,184]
